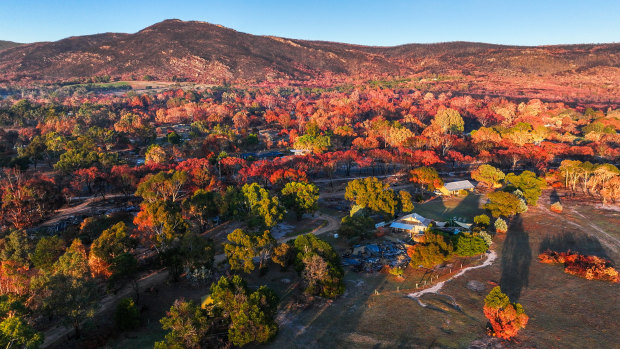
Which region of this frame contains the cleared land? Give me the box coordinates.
[97,191,620,349]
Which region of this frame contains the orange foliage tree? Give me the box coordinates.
[483,286,528,340]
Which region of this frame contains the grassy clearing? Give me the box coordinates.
[269,192,619,348]
[413,193,485,221]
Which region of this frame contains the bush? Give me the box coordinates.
[388,266,404,277]
[474,214,490,226]
[550,202,563,213]
[538,250,618,282]
[115,298,140,330]
[458,189,469,196]
[478,231,493,246]
[494,218,508,233]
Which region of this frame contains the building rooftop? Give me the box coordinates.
[444,180,475,192]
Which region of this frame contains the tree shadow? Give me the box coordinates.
[539,229,611,261]
[549,188,560,204]
[500,215,531,302]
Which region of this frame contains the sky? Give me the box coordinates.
[1,0,619,46]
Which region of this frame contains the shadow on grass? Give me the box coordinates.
[500,215,531,302]
[539,230,611,261]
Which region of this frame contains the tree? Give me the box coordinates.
[407,231,454,268]
[455,233,488,256]
[483,287,528,340]
[338,215,375,239]
[433,107,464,134]
[31,236,65,271]
[145,144,168,165]
[136,170,189,203]
[163,232,215,281]
[0,230,31,266]
[471,165,505,188]
[484,192,522,217]
[0,170,64,229]
[115,298,140,331]
[224,229,275,273]
[280,182,319,220]
[345,177,398,218]
[409,167,443,192]
[293,234,344,298]
[182,189,219,230]
[34,240,100,338]
[210,275,279,346]
[399,190,415,213]
[155,299,211,349]
[241,183,285,229]
[0,296,43,349]
[88,222,135,279]
[133,200,189,252]
[504,171,545,206]
[271,242,295,269]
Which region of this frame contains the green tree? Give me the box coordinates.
[167,131,182,145]
[31,236,65,271]
[115,298,140,331]
[241,183,285,229]
[34,240,100,338]
[504,171,545,206]
[280,182,319,220]
[210,275,279,347]
[338,215,375,239]
[136,170,189,203]
[88,222,136,279]
[0,295,43,349]
[455,233,488,256]
[293,234,344,298]
[155,299,211,349]
[271,242,295,269]
[471,164,505,188]
[433,107,464,134]
[399,190,415,213]
[224,229,275,273]
[182,189,219,230]
[345,177,398,218]
[0,230,31,266]
[484,192,522,217]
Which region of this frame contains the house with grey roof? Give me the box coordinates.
[438,180,475,196]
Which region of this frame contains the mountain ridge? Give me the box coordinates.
[0,19,618,92]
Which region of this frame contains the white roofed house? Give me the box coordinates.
[438,180,475,196]
[389,213,433,241]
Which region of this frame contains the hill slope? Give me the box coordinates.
[0,40,21,52]
[0,19,618,101]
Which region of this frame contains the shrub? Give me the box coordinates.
[494,218,508,233]
[115,298,140,330]
[550,202,563,213]
[538,250,618,282]
[478,231,493,246]
[388,266,404,276]
[458,189,469,196]
[474,214,490,226]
